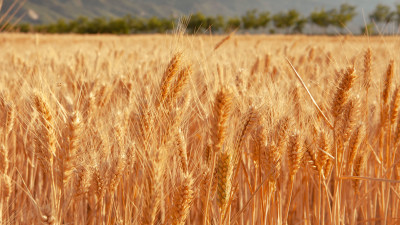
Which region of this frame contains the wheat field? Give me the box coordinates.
[1,33,400,224]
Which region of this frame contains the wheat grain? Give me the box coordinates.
[0,34,398,225]
[389,86,400,125]
[362,48,371,90]
[170,173,194,225]
[347,124,365,172]
[176,129,188,173]
[288,132,304,178]
[63,111,82,186]
[216,150,233,214]
[211,87,233,153]
[33,92,56,174]
[160,52,183,103]
[382,60,394,106]
[332,67,356,119]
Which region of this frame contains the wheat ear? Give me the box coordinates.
[352,149,369,195]
[317,130,331,177]
[253,124,267,168]
[331,67,357,119]
[33,92,56,174]
[0,144,7,175]
[390,86,400,126]
[304,140,320,174]
[5,102,15,138]
[211,87,233,153]
[285,132,304,224]
[382,60,394,106]
[362,48,371,90]
[160,52,183,103]
[168,65,192,106]
[214,29,236,50]
[63,111,82,186]
[176,129,188,173]
[347,124,365,172]
[170,173,194,225]
[336,98,359,142]
[233,107,258,165]
[216,150,233,217]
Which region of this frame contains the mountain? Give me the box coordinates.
[1,0,399,30]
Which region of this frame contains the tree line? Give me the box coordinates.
[6,3,400,35]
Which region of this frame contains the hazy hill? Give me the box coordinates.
[1,0,399,29]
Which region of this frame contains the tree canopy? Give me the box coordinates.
[4,3,400,35]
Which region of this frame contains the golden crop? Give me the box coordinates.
[0,33,399,224]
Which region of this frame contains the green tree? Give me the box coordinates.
[242,9,258,29]
[53,19,69,33]
[187,12,206,33]
[331,3,357,32]
[309,8,333,33]
[69,16,90,33]
[86,17,108,33]
[272,12,285,30]
[369,4,396,34]
[107,18,130,34]
[395,4,400,26]
[126,16,146,33]
[159,18,174,33]
[186,14,224,33]
[225,17,241,32]
[361,23,374,35]
[241,10,270,30]
[205,15,224,32]
[146,17,163,32]
[293,17,307,33]
[272,9,300,33]
[286,10,301,29]
[257,11,270,28]
[16,23,31,32]
[370,4,392,23]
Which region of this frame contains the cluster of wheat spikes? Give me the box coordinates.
[1,33,400,224]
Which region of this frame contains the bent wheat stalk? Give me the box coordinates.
[286,58,333,129]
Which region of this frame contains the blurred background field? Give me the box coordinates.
[2,0,400,35]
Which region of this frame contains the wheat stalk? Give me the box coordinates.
[216,150,233,217]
